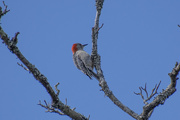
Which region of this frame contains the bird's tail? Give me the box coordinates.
[88,69,99,80]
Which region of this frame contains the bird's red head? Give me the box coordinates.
[72,43,88,54]
[71,43,78,54]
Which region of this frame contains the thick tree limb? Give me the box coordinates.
[1,1,179,120]
[139,62,180,120]
[91,0,140,119]
[0,3,88,120]
[91,1,180,120]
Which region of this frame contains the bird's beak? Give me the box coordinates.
[83,44,88,47]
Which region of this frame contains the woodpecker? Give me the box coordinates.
[72,43,94,79]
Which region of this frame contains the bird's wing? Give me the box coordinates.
[76,55,92,79]
[73,53,81,70]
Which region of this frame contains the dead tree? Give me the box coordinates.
[0,1,179,120]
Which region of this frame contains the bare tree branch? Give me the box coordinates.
[91,0,140,119]
[17,62,30,71]
[1,1,180,120]
[38,100,65,115]
[143,83,148,98]
[139,62,180,120]
[134,87,148,105]
[134,81,161,105]
[148,81,161,101]
[0,1,10,19]
[0,3,88,120]
[55,82,60,96]
[91,1,180,120]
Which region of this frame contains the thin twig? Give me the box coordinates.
[38,100,64,115]
[141,83,148,98]
[0,3,88,119]
[97,23,104,32]
[65,98,67,105]
[134,87,148,105]
[72,107,76,111]
[11,32,20,45]
[0,1,10,17]
[54,82,60,96]
[134,81,161,105]
[17,62,29,71]
[141,62,180,119]
[146,81,161,102]
[87,115,90,120]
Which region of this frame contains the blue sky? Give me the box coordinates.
[1,0,180,120]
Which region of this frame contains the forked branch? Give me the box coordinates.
[91,1,180,120]
[134,81,161,105]
[91,0,140,119]
[0,2,88,120]
[139,62,180,120]
[38,100,65,115]
[0,1,10,19]
[1,1,180,120]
